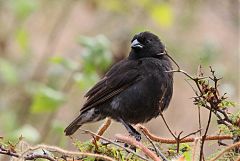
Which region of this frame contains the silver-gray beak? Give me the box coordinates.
[131,39,143,49]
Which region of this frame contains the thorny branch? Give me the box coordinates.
[164,52,239,160]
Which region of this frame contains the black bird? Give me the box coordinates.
[65,31,173,141]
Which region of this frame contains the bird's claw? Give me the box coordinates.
[129,131,141,141]
[134,133,141,141]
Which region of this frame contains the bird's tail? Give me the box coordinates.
[64,115,83,136]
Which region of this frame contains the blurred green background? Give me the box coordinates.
[0,0,239,149]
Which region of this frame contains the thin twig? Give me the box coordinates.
[192,138,200,161]
[79,128,149,161]
[159,114,185,153]
[163,49,237,161]
[210,141,240,161]
[198,106,202,136]
[164,50,180,70]
[18,144,115,161]
[180,129,202,141]
[142,130,160,156]
[115,134,161,161]
[141,129,169,161]
[0,145,56,161]
[199,105,213,161]
[136,125,232,144]
[23,154,56,161]
[160,113,177,140]
[176,131,183,153]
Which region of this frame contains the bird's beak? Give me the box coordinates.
[131,39,143,49]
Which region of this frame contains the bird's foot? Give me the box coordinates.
[127,131,141,151]
[118,118,142,141]
[125,123,141,141]
[130,131,141,141]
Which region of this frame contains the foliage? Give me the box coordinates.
[166,143,191,160]
[0,32,112,145]
[30,85,65,113]
[0,58,18,85]
[75,141,141,161]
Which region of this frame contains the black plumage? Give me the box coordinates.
[65,31,173,141]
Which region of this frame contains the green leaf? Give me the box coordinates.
[78,35,112,73]
[78,36,96,49]
[0,110,17,132]
[15,28,29,53]
[51,120,67,146]
[52,120,65,134]
[11,0,38,20]
[31,86,65,113]
[49,56,78,70]
[220,100,236,108]
[97,0,127,13]
[0,58,18,85]
[150,3,173,27]
[74,72,100,90]
[75,141,94,152]
[183,150,192,161]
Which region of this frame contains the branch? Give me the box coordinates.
[79,128,150,161]
[136,125,232,144]
[200,105,213,161]
[160,113,177,140]
[192,138,200,161]
[210,141,240,161]
[20,144,115,161]
[93,117,112,142]
[180,129,202,140]
[159,113,182,153]
[164,54,237,159]
[0,145,56,161]
[141,129,169,161]
[115,134,161,161]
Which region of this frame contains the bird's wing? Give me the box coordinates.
[80,59,142,113]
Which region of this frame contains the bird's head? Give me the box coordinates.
[129,31,166,60]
